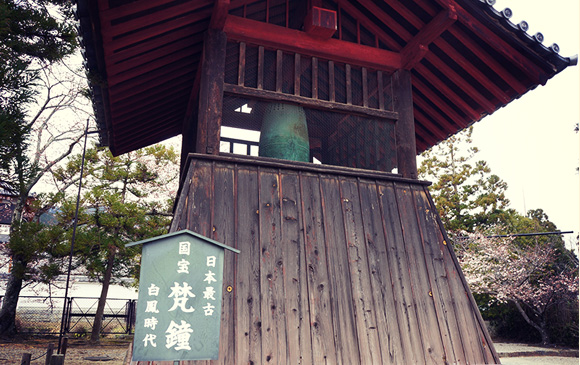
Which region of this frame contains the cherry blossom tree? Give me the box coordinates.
[456,232,579,345]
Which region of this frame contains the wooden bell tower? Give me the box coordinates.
[183,2,420,180]
[77,0,575,363]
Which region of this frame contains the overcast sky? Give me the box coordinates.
[469,0,579,249]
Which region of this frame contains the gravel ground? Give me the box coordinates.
[0,338,577,364]
[0,337,129,365]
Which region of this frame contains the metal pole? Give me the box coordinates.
[455,230,575,241]
[58,119,91,352]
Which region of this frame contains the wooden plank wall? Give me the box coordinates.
[131,155,498,364]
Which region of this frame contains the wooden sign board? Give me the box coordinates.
[127,230,239,362]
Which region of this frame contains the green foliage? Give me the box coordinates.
[419,127,511,232]
[54,144,179,284]
[55,144,179,342]
[0,0,83,335]
[0,0,77,193]
[6,219,69,284]
[421,129,578,346]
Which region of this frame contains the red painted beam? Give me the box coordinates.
[210,0,230,29]
[401,9,457,69]
[401,45,429,71]
[388,0,528,95]
[223,15,402,72]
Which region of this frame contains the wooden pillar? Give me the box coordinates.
[180,105,198,173]
[196,29,227,155]
[393,69,418,179]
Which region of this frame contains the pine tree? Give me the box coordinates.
[53,144,179,342]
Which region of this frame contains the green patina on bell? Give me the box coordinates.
[259,103,310,162]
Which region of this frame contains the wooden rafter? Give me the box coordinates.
[107,37,200,77]
[107,46,198,87]
[110,77,194,116]
[101,1,211,40]
[388,0,528,98]
[414,108,448,141]
[102,9,211,56]
[431,40,512,103]
[80,0,572,158]
[335,0,401,50]
[423,53,496,113]
[357,2,494,113]
[413,92,460,133]
[414,63,481,121]
[107,25,202,65]
[108,58,197,98]
[433,0,548,84]
[388,0,522,95]
[412,76,468,128]
[445,28,528,94]
[357,0,412,48]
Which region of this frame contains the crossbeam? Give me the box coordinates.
[223,15,402,72]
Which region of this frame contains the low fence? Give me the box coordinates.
[0,296,136,335]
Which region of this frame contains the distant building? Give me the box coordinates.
[0,190,48,243]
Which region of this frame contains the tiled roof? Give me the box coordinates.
[76,0,575,155]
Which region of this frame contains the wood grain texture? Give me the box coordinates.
[234,166,262,364]
[300,172,337,364]
[258,167,287,364]
[411,184,465,365]
[319,174,360,364]
[280,172,312,364]
[357,179,403,364]
[136,155,499,364]
[377,182,426,364]
[338,178,381,364]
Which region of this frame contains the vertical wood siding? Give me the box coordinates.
[132,155,498,364]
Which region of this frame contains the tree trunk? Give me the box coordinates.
[0,256,26,335]
[512,300,550,345]
[90,247,116,343]
[0,193,29,336]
